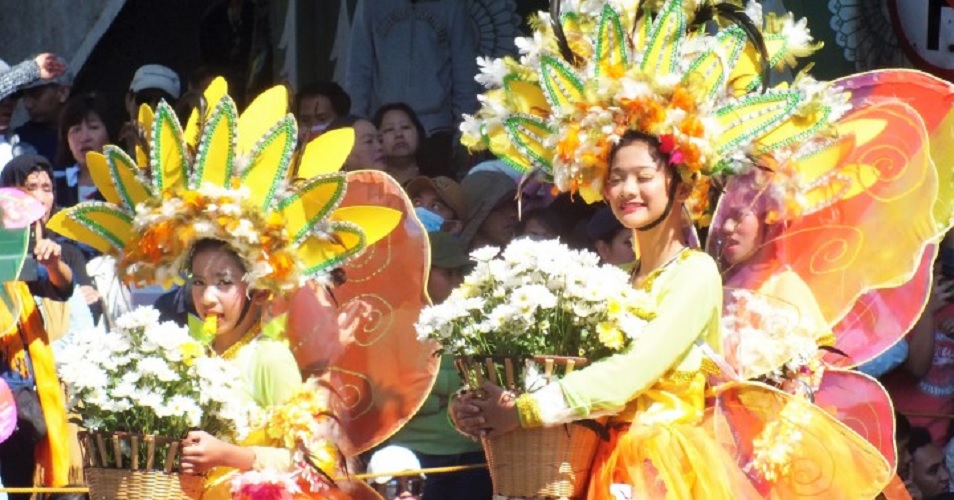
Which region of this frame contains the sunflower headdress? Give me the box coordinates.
[461,0,850,224]
[48,78,400,293]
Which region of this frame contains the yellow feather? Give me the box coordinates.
[136,104,154,168]
[297,129,354,178]
[297,229,364,273]
[331,205,402,248]
[238,85,288,155]
[47,209,131,255]
[505,81,550,116]
[185,77,228,148]
[280,176,347,244]
[243,119,296,209]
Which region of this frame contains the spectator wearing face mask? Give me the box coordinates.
[295,81,351,145]
[405,175,467,235]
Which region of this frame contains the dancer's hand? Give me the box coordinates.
[451,382,519,438]
[180,430,254,474]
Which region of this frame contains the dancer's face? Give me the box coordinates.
[190,245,251,337]
[604,141,676,230]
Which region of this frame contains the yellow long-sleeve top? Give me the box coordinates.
[522,250,723,427]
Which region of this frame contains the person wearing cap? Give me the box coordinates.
[406,175,468,235]
[0,54,64,171]
[387,231,493,500]
[586,206,636,267]
[365,445,425,499]
[460,171,519,251]
[12,55,71,164]
[125,64,181,122]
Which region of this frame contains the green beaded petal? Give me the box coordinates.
[241,116,297,210]
[150,101,188,194]
[277,173,347,246]
[191,96,238,189]
[594,4,628,77]
[640,0,686,76]
[715,90,803,156]
[505,115,554,174]
[102,145,152,212]
[538,55,585,113]
[300,221,366,277]
[70,203,134,251]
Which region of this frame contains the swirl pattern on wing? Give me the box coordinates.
[329,170,439,455]
[711,382,892,498]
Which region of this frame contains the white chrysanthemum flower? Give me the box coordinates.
[475,56,509,88]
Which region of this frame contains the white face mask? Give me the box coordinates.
[309,121,332,135]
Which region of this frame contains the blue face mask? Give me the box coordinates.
[415,207,445,232]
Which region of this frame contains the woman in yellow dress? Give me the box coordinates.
[453,129,759,498]
[46,76,423,498]
[443,0,937,496]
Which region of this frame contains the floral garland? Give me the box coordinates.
[120,183,299,292]
[232,378,343,498]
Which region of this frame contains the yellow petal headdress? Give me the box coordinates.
[461,0,846,223]
[48,78,401,292]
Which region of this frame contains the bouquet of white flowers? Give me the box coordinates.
[59,306,255,445]
[416,238,655,390]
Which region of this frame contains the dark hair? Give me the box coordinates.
[897,411,912,442]
[606,130,673,171]
[55,92,112,168]
[187,238,247,275]
[326,114,369,133]
[907,426,934,456]
[0,154,54,190]
[372,102,427,144]
[520,208,565,238]
[297,81,351,117]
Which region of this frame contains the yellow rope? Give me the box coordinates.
[2,464,490,494]
[0,487,90,493]
[341,463,487,481]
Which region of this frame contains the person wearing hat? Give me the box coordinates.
[13,57,72,164]
[460,170,518,251]
[406,175,468,235]
[365,445,425,499]
[387,231,492,500]
[586,206,636,267]
[125,64,181,122]
[0,54,65,171]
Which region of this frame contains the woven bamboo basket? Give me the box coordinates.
[79,431,204,500]
[455,356,604,499]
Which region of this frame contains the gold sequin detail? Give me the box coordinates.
[219,323,262,361]
[516,393,544,429]
[817,332,836,347]
[701,357,721,375]
[665,369,701,384]
[634,248,695,292]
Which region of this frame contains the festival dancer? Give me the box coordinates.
[47,77,434,498]
[446,0,945,497]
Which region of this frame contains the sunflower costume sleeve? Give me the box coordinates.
[461,0,914,497]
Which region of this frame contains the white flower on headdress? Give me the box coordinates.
[475,57,509,88]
